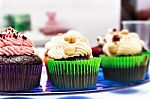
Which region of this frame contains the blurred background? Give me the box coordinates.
[0,0,150,48]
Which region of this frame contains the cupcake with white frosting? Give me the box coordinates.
[101,29,149,81]
[45,30,101,90]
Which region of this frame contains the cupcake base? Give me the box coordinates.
[101,54,149,81]
[102,65,147,81]
[0,55,43,91]
[0,64,42,91]
[46,58,101,90]
[50,72,98,89]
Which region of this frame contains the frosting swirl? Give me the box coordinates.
[45,30,92,59]
[102,29,144,56]
[0,27,34,56]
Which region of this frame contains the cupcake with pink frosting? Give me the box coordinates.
[0,27,42,91]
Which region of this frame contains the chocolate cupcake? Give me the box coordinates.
[92,36,105,57]
[100,29,149,81]
[45,30,101,90]
[0,27,42,91]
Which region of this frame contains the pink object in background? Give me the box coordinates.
[39,11,69,35]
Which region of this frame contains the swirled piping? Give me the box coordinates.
[0,27,34,55]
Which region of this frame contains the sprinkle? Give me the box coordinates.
[113,28,117,32]
[11,29,14,32]
[97,38,99,42]
[7,28,11,30]
[22,35,27,40]
[0,34,2,37]
[112,35,120,42]
[13,33,18,39]
[2,34,5,39]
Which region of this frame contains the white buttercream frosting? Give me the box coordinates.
[45,30,92,59]
[102,29,145,56]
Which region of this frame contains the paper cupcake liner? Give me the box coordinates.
[103,65,147,81]
[0,64,42,91]
[45,63,51,80]
[46,58,101,89]
[101,55,147,68]
[142,51,150,60]
[101,55,149,81]
[44,56,51,80]
[142,51,150,73]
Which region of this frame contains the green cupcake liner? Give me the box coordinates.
[46,58,101,75]
[46,58,101,89]
[101,55,148,69]
[142,50,150,60]
[100,54,149,81]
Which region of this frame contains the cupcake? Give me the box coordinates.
[100,29,149,81]
[0,27,42,91]
[92,36,105,57]
[45,30,101,90]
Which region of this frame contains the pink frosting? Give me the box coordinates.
[0,27,34,55]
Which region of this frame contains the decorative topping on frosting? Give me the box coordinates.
[45,30,92,59]
[107,43,118,55]
[112,28,117,32]
[112,35,120,42]
[64,45,76,56]
[0,27,34,56]
[121,29,129,35]
[97,36,106,46]
[13,33,18,39]
[64,34,76,43]
[22,35,27,40]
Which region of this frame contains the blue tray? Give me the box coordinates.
[0,68,149,96]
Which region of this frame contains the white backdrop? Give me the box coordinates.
[1,0,120,46]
